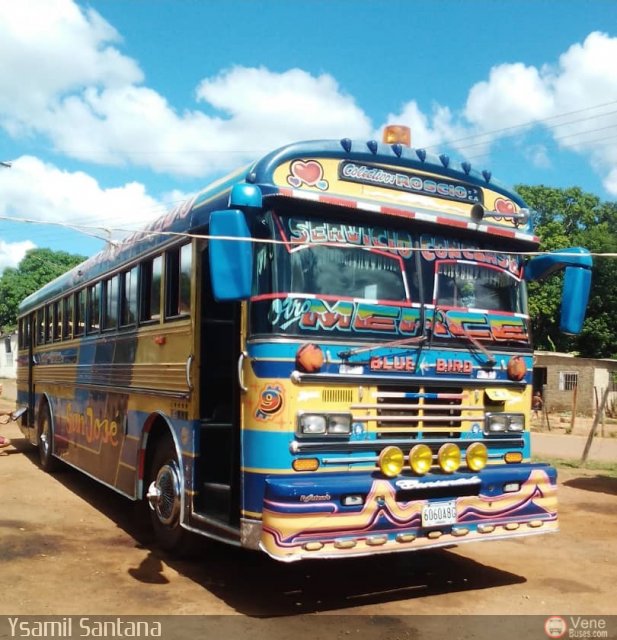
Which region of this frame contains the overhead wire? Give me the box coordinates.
[1,213,614,259]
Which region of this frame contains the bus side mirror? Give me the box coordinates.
[524,247,592,336]
[560,265,591,335]
[209,209,253,301]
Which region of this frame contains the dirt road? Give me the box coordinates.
[1,390,616,620]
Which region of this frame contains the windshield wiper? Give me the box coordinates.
[432,308,496,366]
[339,334,426,361]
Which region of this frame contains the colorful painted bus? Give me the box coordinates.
[16,126,592,561]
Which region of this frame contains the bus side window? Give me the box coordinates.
[53,300,62,341]
[75,290,86,337]
[36,308,45,345]
[63,295,73,340]
[103,276,119,330]
[166,244,192,318]
[120,267,138,327]
[140,256,162,322]
[87,283,101,334]
[46,303,54,343]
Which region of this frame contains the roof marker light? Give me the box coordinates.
[416,148,427,162]
[482,170,492,183]
[382,125,411,146]
[439,154,450,168]
[340,138,352,153]
[367,140,378,154]
[461,161,471,175]
[391,143,403,157]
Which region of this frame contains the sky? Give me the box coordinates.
[2,0,617,272]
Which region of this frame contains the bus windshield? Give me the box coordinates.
[434,260,524,313]
[286,245,409,301]
[250,210,529,346]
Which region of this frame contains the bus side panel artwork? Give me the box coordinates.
[52,390,135,494]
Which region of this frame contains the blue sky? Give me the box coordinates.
[2,0,617,271]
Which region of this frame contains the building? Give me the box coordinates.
[0,331,17,380]
[533,351,617,416]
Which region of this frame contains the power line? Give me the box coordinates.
[425,99,617,151]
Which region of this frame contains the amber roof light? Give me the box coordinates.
[383,125,411,147]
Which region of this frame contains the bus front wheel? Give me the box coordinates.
[38,403,58,472]
[146,436,189,552]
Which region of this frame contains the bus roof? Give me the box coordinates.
[19,136,535,315]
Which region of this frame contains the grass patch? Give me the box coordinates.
[532,456,617,478]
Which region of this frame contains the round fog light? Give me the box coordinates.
[465,442,488,471]
[409,444,433,475]
[438,443,461,473]
[378,446,404,478]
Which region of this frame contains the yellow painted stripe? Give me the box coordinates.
[241,510,263,519]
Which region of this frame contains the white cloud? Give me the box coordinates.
[385,32,617,194]
[0,240,37,272]
[0,156,165,241]
[0,0,141,134]
[2,0,617,206]
[0,2,371,177]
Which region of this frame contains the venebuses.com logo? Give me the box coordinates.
[544,616,609,638]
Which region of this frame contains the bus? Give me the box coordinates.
[16,125,592,562]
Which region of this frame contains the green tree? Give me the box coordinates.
[0,248,86,330]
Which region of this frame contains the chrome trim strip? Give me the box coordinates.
[56,382,190,399]
[291,437,524,454]
[320,452,505,465]
[351,404,483,410]
[291,371,526,387]
[352,415,474,423]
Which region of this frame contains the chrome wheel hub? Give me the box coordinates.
[147,462,181,526]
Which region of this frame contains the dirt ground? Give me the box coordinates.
[1,382,616,622]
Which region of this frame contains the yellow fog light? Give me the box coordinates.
[378,446,404,478]
[292,458,319,472]
[438,443,461,473]
[409,444,433,475]
[465,442,488,471]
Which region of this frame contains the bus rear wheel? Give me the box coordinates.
[38,403,58,472]
[146,436,189,552]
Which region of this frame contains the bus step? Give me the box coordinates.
[197,482,231,520]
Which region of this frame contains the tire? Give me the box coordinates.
[38,403,59,472]
[146,434,189,553]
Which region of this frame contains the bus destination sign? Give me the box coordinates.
[339,161,483,205]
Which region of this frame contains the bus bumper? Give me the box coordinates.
[259,464,558,562]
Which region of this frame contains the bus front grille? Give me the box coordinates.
[351,385,484,439]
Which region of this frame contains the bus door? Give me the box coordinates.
[195,248,242,525]
[24,313,36,439]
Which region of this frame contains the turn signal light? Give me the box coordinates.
[504,452,523,464]
[292,458,319,472]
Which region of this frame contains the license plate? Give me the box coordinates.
[422,500,457,527]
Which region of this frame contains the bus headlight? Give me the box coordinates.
[298,413,352,436]
[485,413,525,433]
[409,444,433,475]
[378,446,404,477]
[465,442,488,471]
[327,414,352,435]
[298,414,326,435]
[438,443,461,473]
